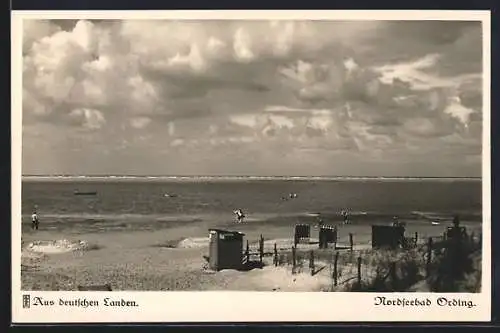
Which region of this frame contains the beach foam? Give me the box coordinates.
[302,212,321,217]
[176,237,210,249]
[25,239,92,254]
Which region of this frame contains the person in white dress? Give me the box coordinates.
[234,209,245,223]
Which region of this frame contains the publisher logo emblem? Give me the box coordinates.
[22,295,30,309]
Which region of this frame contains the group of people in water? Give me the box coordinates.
[281,193,298,201]
[231,191,359,225]
[28,201,452,231]
[234,192,299,223]
[233,201,353,226]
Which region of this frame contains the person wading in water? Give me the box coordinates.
[341,209,350,225]
[234,209,245,223]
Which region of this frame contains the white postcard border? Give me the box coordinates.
[11,10,492,323]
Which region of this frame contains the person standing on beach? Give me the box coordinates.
[31,210,39,230]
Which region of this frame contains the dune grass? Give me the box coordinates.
[275,232,482,292]
[426,233,482,292]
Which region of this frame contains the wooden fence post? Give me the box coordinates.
[414,232,418,246]
[309,250,315,276]
[390,262,397,290]
[292,246,296,273]
[357,256,362,287]
[273,243,278,267]
[246,240,250,264]
[259,234,264,265]
[426,237,433,278]
[333,251,339,287]
[349,233,354,251]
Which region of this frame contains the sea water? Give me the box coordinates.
[21,177,482,235]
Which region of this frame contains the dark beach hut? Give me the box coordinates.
[208,229,245,271]
[319,225,337,249]
[294,224,311,245]
[446,226,467,240]
[371,224,406,249]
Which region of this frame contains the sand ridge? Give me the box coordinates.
[25,239,92,254]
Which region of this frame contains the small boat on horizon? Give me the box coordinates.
[163,193,178,198]
[73,190,97,196]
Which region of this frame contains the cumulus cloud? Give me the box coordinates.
[72,108,106,129]
[444,96,476,126]
[130,117,151,129]
[373,53,481,91]
[21,19,484,176]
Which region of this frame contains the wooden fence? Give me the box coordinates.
[230,223,481,292]
[242,234,265,268]
[267,229,481,292]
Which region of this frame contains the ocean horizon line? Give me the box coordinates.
[20,175,482,181]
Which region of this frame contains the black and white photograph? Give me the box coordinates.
[12,10,491,323]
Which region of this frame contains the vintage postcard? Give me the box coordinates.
[11,10,491,323]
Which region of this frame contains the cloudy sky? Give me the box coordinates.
[21,19,483,177]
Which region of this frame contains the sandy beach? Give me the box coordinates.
[21,216,482,291]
